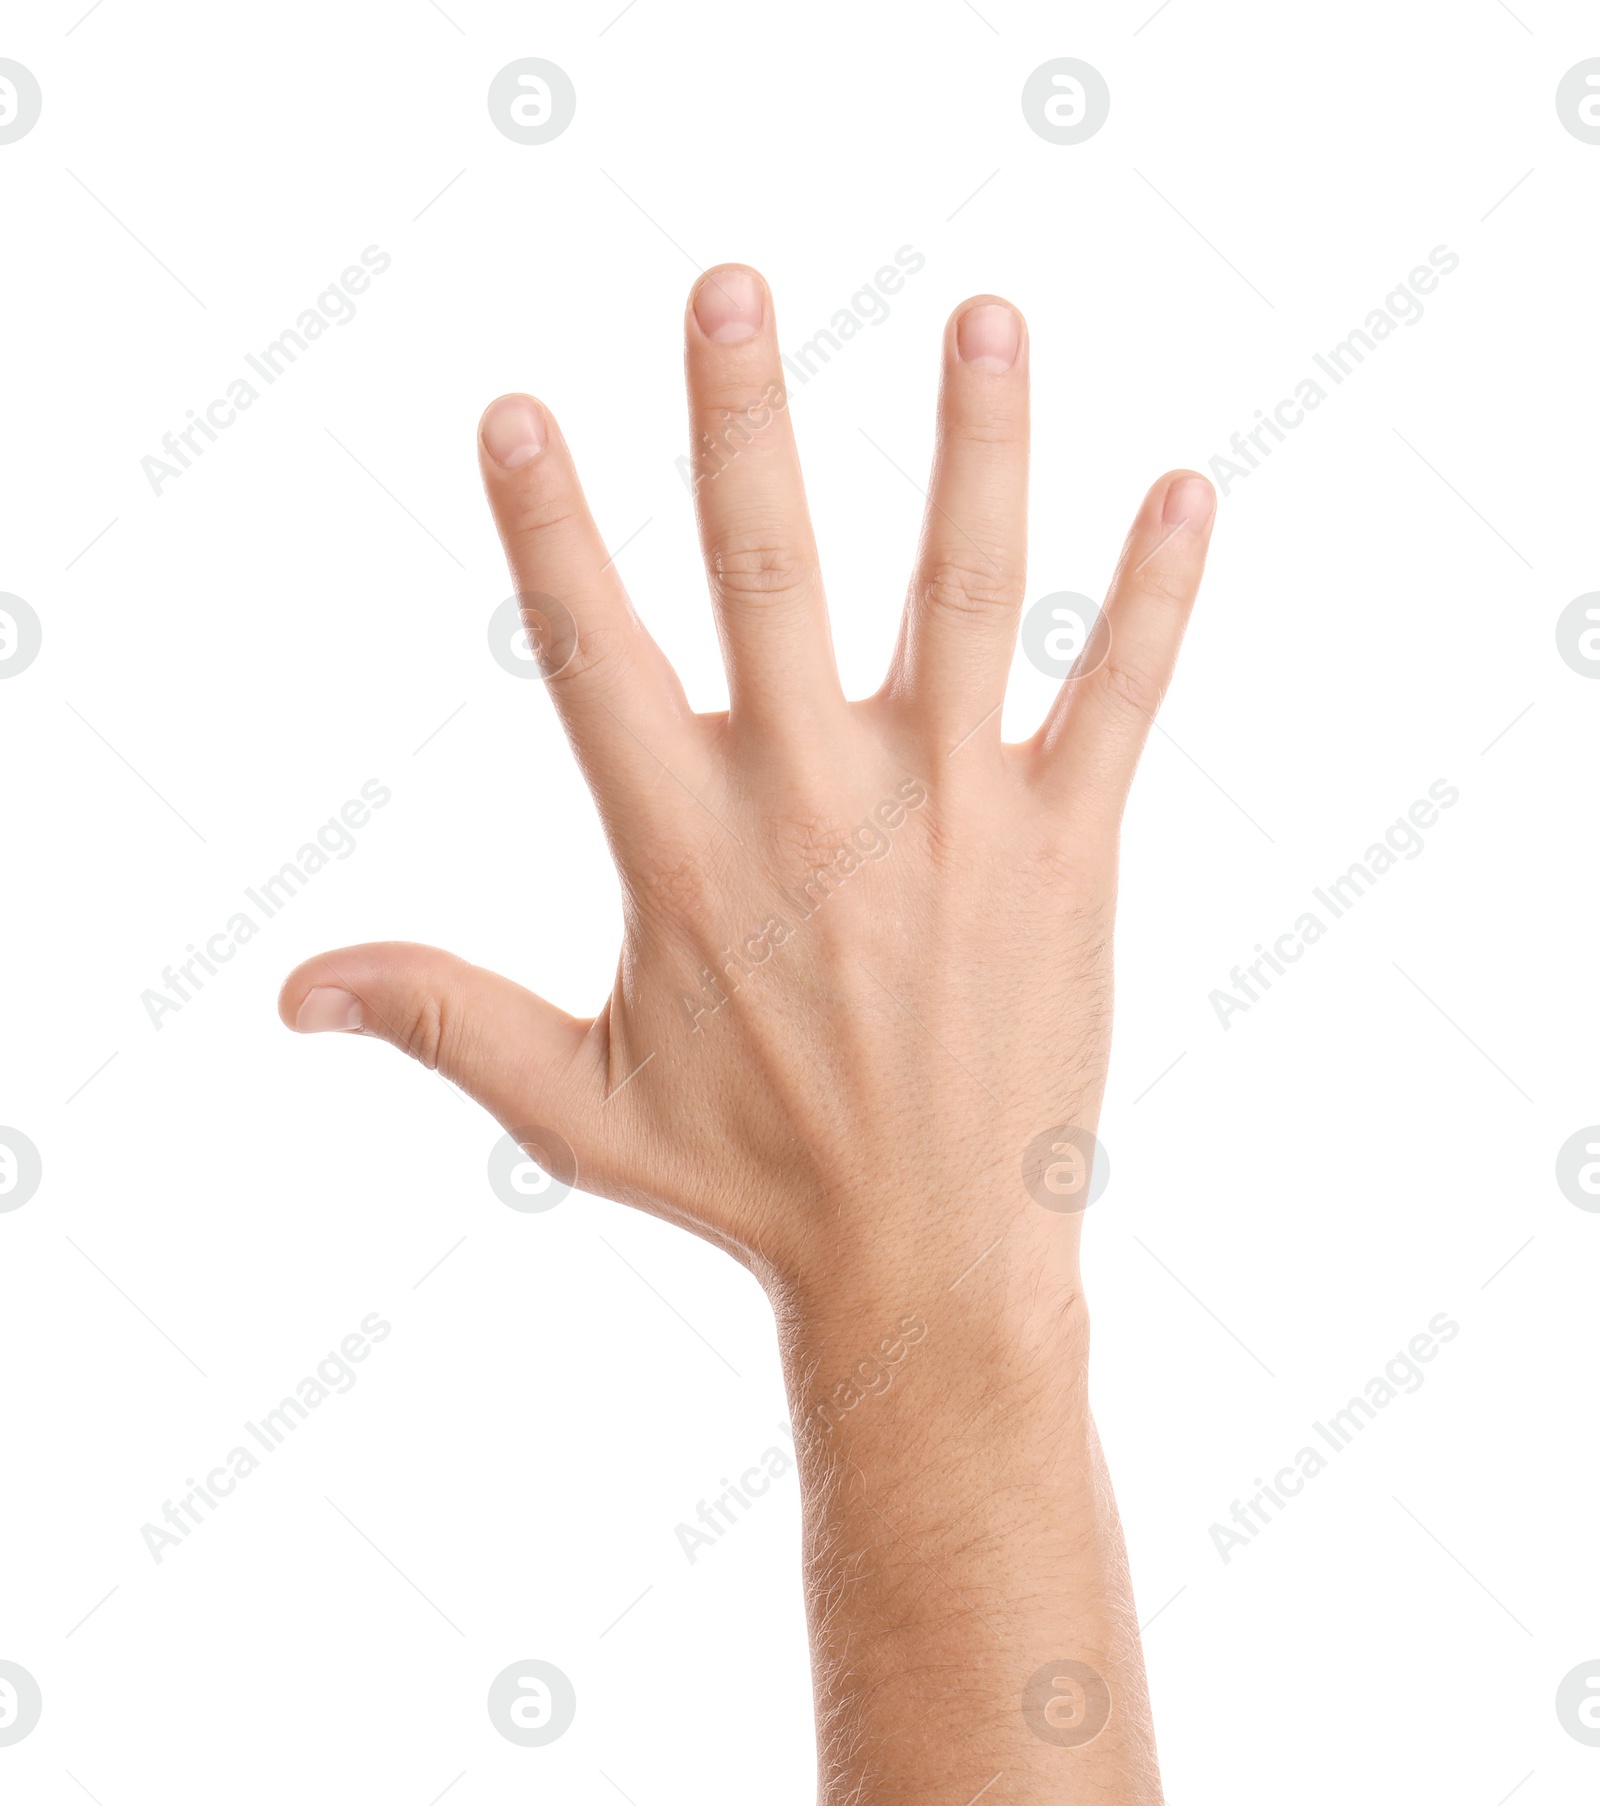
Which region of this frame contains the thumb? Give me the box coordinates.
[278,941,596,1134]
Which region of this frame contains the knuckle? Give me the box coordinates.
[696,378,788,432]
[952,415,1023,449]
[920,551,1020,622]
[503,490,583,545]
[398,992,446,1072]
[766,804,856,875]
[708,531,813,609]
[548,618,622,688]
[627,841,730,929]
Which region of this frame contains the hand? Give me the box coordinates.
[280,264,1213,1311]
[280,264,1214,1803]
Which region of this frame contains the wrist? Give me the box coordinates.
[772,1248,1091,1457]
[767,1226,1151,1806]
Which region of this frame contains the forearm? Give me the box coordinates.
[778,1260,1160,1805]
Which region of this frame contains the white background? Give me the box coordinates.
[1,1,1596,1801]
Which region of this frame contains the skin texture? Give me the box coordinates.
[280,264,1215,1803]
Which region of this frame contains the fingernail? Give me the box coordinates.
[1163,474,1215,527]
[481,395,547,470]
[693,267,763,343]
[956,303,1021,372]
[295,986,364,1033]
